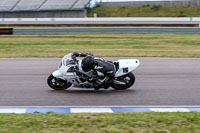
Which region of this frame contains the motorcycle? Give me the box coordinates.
[47,53,140,90]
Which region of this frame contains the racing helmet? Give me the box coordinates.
[81,56,96,72]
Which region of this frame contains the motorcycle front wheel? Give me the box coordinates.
[47,74,72,90]
[111,72,135,90]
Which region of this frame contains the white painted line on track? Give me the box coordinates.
[71,108,113,113]
[0,108,26,113]
[150,108,190,112]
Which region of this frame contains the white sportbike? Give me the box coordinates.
[47,53,140,90]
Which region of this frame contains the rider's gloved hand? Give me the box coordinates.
[72,52,79,60]
[72,52,79,57]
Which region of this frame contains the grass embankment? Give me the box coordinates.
[0,113,200,133]
[88,5,200,17]
[0,34,200,58]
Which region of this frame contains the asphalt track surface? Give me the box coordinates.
[0,58,200,106]
[14,28,200,34]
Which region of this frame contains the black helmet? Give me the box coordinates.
[81,56,96,72]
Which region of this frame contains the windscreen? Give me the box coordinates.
[62,53,76,66]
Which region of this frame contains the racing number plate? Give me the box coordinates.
[123,68,129,73]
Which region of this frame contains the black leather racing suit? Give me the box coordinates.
[72,52,115,88]
[72,52,115,77]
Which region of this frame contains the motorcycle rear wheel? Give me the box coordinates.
[111,72,135,90]
[47,74,72,90]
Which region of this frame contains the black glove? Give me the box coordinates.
[72,52,94,58]
[72,52,79,57]
[71,52,79,60]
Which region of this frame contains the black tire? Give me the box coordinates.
[111,72,135,90]
[47,74,72,90]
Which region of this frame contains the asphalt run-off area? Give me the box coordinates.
[0,58,200,106]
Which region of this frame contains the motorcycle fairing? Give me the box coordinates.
[115,59,140,77]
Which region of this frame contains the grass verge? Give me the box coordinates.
[0,112,200,133]
[0,34,200,58]
[88,5,200,17]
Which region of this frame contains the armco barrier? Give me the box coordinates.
[0,17,200,27]
[0,28,13,35]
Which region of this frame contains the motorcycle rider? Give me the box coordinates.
[71,52,115,89]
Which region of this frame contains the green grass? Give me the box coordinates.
[0,112,200,133]
[0,34,200,58]
[88,5,200,17]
